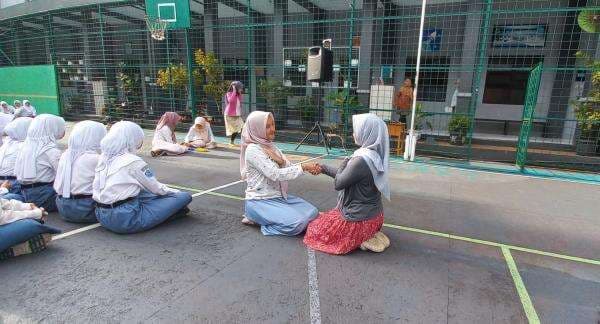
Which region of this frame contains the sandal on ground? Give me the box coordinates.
[360,236,386,253]
[0,234,51,260]
[150,150,166,157]
[374,232,391,248]
[241,216,256,226]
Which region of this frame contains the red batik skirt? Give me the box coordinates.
[303,208,384,255]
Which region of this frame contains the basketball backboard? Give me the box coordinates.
[145,0,190,29]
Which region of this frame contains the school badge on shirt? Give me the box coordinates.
[142,166,155,178]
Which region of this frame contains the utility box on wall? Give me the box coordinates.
[0,65,61,116]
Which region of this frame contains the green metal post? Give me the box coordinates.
[166,32,174,111]
[246,0,255,113]
[185,28,197,119]
[515,63,543,170]
[466,0,493,160]
[97,5,110,118]
[46,14,55,65]
[344,0,357,142]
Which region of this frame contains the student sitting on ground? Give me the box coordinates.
[0,101,14,114]
[151,112,189,157]
[304,113,391,254]
[240,111,319,236]
[0,181,47,225]
[54,121,107,223]
[13,100,22,112]
[0,108,14,146]
[93,121,192,234]
[185,117,217,150]
[14,100,36,118]
[0,180,58,260]
[0,117,32,201]
[14,114,65,212]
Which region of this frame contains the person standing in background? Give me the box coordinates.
[224,81,245,147]
[392,78,414,123]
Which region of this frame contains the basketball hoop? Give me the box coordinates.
[145,16,168,41]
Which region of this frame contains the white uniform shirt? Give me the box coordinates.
[93,154,176,204]
[54,152,99,196]
[17,148,62,184]
[244,144,303,200]
[0,141,24,177]
[0,187,43,225]
[152,126,187,154]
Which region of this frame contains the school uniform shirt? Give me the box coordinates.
[244,143,303,200]
[93,154,177,205]
[17,148,62,184]
[0,140,24,177]
[0,187,43,225]
[184,126,215,144]
[54,152,99,196]
[151,126,187,154]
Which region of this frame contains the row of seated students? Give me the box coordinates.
[1,110,391,260]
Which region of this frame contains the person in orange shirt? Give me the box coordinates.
[392,78,414,123]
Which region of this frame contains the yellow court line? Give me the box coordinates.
[502,247,541,324]
[168,180,600,266]
[382,223,600,266]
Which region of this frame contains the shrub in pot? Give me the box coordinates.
[448,114,470,146]
[295,96,317,128]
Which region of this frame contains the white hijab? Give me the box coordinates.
[55,120,107,198]
[0,117,32,166]
[351,113,390,200]
[15,114,65,182]
[0,111,14,145]
[94,121,145,191]
[186,116,215,143]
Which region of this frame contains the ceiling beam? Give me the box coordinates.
[219,0,262,17]
[292,0,325,16]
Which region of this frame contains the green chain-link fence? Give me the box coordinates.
[0,0,598,172]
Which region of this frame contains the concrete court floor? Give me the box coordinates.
[0,125,599,323]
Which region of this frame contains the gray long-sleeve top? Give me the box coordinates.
[321,156,383,222]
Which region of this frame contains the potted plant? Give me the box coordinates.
[257,79,291,128]
[573,9,600,156]
[448,114,470,145]
[574,102,600,155]
[410,103,433,141]
[194,49,230,115]
[295,96,317,127]
[325,89,361,128]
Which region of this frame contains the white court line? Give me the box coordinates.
[52,223,101,241]
[307,248,322,324]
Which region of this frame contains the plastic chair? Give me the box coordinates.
[388,122,405,155]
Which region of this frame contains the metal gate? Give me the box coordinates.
[515,63,544,169]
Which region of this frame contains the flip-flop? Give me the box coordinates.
[359,236,386,253]
[374,232,391,249]
[241,216,257,226]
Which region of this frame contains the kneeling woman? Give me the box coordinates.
[54,121,107,223]
[304,113,391,254]
[93,121,192,234]
[15,114,65,212]
[151,112,189,156]
[185,117,217,149]
[0,117,32,201]
[241,111,318,236]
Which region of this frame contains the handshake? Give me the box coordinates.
[301,162,322,175]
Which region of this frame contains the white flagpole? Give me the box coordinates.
[404,0,427,161]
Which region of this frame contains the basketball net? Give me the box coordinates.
[145,16,168,41]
